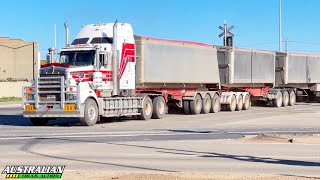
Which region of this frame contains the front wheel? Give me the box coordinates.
[80,98,99,126]
[30,118,49,126]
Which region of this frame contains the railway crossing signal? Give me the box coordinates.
[219,21,234,47]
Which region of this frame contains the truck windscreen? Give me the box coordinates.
[60,50,95,66]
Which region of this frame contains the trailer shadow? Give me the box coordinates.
[20,138,177,172]
[24,137,320,170]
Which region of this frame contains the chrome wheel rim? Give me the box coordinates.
[88,105,96,121]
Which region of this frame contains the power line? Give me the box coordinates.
[287,41,320,46]
[240,42,278,47]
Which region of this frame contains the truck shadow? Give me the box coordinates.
[0,115,80,127]
[0,114,156,126]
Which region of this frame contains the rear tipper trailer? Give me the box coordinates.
[217,46,296,107]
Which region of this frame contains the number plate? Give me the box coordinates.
[47,95,56,100]
[25,104,35,112]
[64,104,76,112]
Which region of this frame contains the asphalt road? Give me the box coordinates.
[0,103,320,178]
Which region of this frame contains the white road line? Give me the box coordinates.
[0,132,222,140]
[227,130,320,134]
[0,104,22,108]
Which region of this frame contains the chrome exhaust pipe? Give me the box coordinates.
[112,20,118,96]
[64,21,69,46]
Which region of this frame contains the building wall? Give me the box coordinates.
[0,37,38,81]
[0,82,31,98]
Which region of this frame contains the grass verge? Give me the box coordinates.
[0,96,22,102]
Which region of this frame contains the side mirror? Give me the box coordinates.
[103,53,111,68]
[103,54,108,66]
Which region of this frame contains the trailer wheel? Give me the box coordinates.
[236,95,243,111]
[30,118,49,126]
[243,95,251,110]
[210,93,221,113]
[201,94,211,114]
[80,98,99,126]
[183,100,190,114]
[152,96,166,119]
[272,91,283,108]
[288,90,296,106]
[282,90,289,107]
[226,95,237,112]
[139,96,153,120]
[190,94,202,115]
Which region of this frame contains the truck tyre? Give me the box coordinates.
[80,98,99,126]
[210,93,221,113]
[139,96,153,120]
[183,100,190,114]
[243,95,251,110]
[288,90,296,106]
[282,90,289,107]
[30,118,49,126]
[201,94,211,114]
[152,96,166,119]
[272,91,283,108]
[190,94,202,115]
[236,95,243,111]
[226,95,237,112]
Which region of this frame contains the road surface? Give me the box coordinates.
[0,103,319,179]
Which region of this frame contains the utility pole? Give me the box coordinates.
[279,0,282,52]
[285,38,288,52]
[224,20,227,47]
[54,24,57,50]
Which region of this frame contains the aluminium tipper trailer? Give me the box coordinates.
[217,46,296,107]
[276,52,320,102]
[135,36,250,113]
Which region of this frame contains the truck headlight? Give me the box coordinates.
[28,94,35,100]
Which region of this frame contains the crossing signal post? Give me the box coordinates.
[219,21,234,47]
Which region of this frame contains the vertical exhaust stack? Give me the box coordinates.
[64,21,69,46]
[47,48,55,64]
[112,21,119,96]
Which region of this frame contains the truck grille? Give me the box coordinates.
[37,75,64,104]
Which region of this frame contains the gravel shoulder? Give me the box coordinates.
[62,171,318,180]
[241,134,320,144]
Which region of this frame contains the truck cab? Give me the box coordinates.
[22,23,139,126]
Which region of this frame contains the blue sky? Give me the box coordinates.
[1,0,320,57]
